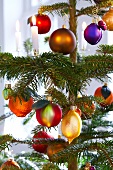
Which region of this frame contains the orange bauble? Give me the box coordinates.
[47,142,68,161]
[9,96,33,117]
[102,8,113,31]
[94,84,113,106]
[0,159,20,170]
[49,26,76,55]
[83,102,95,115]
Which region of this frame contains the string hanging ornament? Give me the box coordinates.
[84,6,107,45]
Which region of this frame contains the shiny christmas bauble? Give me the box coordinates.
[49,27,76,55]
[98,20,107,31]
[75,107,82,117]
[61,106,82,143]
[0,159,20,170]
[32,131,54,153]
[36,102,62,127]
[28,14,51,34]
[102,8,113,31]
[83,102,95,116]
[9,96,33,117]
[90,166,96,170]
[94,84,113,106]
[93,0,102,3]
[2,84,12,100]
[84,23,102,45]
[47,142,68,161]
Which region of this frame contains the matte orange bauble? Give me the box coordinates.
[0,159,20,170]
[47,142,68,161]
[102,8,113,31]
[83,102,95,116]
[9,96,33,117]
[49,26,76,55]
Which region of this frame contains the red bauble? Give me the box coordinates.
[28,14,51,34]
[36,102,62,127]
[94,84,113,106]
[32,131,54,153]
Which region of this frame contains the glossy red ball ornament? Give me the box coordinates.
[49,26,76,55]
[32,131,54,153]
[94,84,113,106]
[84,23,102,45]
[36,102,62,127]
[28,14,51,34]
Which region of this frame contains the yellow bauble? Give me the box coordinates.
[102,8,113,31]
[61,106,82,143]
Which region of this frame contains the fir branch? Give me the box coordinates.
[96,44,113,55]
[0,112,13,121]
[39,2,69,16]
[22,111,35,125]
[76,1,113,17]
[52,141,113,167]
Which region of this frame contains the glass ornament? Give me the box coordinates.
[61,106,82,143]
[102,8,113,31]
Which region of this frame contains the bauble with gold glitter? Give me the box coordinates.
[61,106,82,143]
[49,26,76,55]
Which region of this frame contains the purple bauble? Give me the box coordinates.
[84,23,102,45]
[90,166,96,170]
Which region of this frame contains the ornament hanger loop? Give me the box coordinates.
[92,6,99,23]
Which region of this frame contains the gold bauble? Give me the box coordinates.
[49,27,76,55]
[102,8,113,31]
[0,159,20,170]
[61,106,82,143]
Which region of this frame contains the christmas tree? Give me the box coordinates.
[1,0,113,169]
